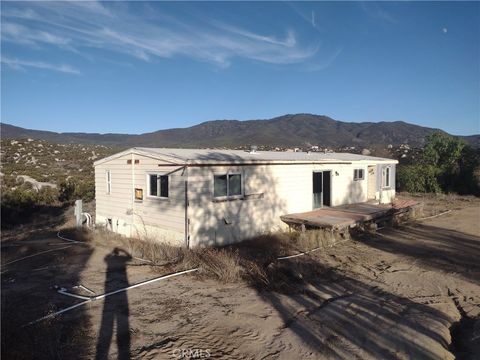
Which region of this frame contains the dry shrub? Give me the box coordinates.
[193,248,242,283]
[64,226,350,287]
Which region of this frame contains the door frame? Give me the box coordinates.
[312,170,332,209]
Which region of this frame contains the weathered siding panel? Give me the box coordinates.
[95,152,185,244]
[95,149,396,247]
[187,161,396,246]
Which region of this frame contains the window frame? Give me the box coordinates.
[213,171,244,200]
[146,172,169,199]
[106,170,112,195]
[382,166,391,188]
[353,168,365,181]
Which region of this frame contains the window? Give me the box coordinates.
[354,169,365,181]
[382,166,391,188]
[214,173,242,198]
[148,174,169,198]
[106,170,112,194]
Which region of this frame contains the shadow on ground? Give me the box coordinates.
[248,256,454,359]
[1,233,94,359]
[362,223,480,285]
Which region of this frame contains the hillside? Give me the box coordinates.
[2,114,478,148]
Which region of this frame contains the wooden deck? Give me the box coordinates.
[280,200,418,230]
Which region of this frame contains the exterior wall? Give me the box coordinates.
[187,161,396,247]
[95,153,134,237]
[187,164,287,247]
[95,153,186,245]
[95,151,397,247]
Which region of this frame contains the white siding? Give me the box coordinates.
[95,150,396,247]
[95,154,134,236]
[95,153,185,244]
[187,162,396,246]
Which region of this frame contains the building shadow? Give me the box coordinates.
[95,248,132,360]
[250,256,455,359]
[357,223,480,285]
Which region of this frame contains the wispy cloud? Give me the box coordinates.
[2,22,71,46]
[1,1,319,68]
[1,56,81,75]
[360,2,398,24]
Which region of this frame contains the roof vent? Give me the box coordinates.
[249,145,258,154]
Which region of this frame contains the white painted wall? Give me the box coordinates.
[95,153,186,245]
[187,162,396,246]
[95,151,396,247]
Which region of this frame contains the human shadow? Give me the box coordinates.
[95,248,132,360]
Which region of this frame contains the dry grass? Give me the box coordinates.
[397,192,480,217]
[66,226,344,287]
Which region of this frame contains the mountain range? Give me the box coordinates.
[1,114,478,148]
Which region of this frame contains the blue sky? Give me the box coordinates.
[1,1,479,135]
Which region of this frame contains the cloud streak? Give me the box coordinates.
[2,1,319,68]
[1,56,81,75]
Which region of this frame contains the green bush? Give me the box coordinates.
[59,178,95,202]
[397,165,441,193]
[1,188,39,227]
[74,179,95,202]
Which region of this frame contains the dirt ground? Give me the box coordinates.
[1,194,480,359]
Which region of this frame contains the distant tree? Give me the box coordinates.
[398,132,480,195]
[74,179,95,202]
[397,165,441,193]
[423,132,465,169]
[37,187,60,205]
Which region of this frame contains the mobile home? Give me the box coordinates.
[94,148,397,247]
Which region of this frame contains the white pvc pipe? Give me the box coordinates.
[73,284,96,295]
[2,246,72,267]
[277,238,350,261]
[417,209,452,221]
[26,268,198,326]
[56,231,85,244]
[82,213,92,228]
[58,290,91,301]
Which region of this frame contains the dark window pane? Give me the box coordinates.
[150,175,158,196]
[229,174,242,196]
[214,175,227,197]
[160,175,169,197]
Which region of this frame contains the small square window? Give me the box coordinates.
[148,174,169,198]
[214,173,242,198]
[354,169,364,181]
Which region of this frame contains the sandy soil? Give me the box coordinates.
[2,196,479,359]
